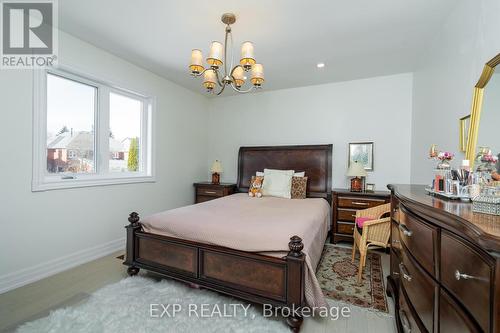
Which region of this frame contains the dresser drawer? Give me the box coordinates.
[391,220,402,258]
[337,222,354,235]
[441,232,492,332]
[391,249,402,281]
[399,206,438,276]
[337,208,357,222]
[399,286,423,333]
[400,246,436,332]
[197,187,224,197]
[440,288,481,333]
[338,197,386,209]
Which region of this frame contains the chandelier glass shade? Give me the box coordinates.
[189,13,265,95]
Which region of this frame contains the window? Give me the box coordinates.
[109,92,142,173]
[46,73,96,174]
[33,68,154,191]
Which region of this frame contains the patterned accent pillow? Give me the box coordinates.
[291,176,308,199]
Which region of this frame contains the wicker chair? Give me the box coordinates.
[351,203,391,283]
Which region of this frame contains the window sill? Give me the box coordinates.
[31,175,155,192]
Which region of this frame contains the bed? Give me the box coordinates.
[123,144,333,331]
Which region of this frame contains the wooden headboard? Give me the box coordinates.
[237,144,333,202]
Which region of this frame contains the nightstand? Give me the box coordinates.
[331,188,390,243]
[193,182,237,203]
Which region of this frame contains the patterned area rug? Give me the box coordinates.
[316,245,388,313]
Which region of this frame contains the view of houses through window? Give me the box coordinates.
[46,73,142,175]
[46,73,96,174]
[109,92,142,173]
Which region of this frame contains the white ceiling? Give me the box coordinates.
[59,0,460,95]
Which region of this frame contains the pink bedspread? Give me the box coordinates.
[141,193,330,307]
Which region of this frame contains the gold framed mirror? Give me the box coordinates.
[465,53,500,167]
[459,114,470,152]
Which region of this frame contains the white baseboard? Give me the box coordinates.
[0,237,125,294]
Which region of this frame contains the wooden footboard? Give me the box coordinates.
[123,212,305,331]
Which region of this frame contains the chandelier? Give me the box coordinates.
[188,13,265,95]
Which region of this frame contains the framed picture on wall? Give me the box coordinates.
[348,142,374,171]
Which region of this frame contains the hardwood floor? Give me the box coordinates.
[0,246,396,333]
[0,252,127,332]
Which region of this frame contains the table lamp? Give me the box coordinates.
[347,161,367,192]
[210,160,223,184]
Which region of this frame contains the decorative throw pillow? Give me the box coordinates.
[248,176,264,198]
[291,176,308,199]
[355,216,374,228]
[262,169,294,199]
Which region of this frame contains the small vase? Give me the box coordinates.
[437,160,451,170]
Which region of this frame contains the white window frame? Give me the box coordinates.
[32,66,155,191]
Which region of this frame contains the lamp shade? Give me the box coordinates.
[203,70,216,90]
[207,41,223,67]
[232,66,245,87]
[210,160,223,173]
[251,64,264,86]
[346,161,367,177]
[189,49,204,74]
[240,41,256,68]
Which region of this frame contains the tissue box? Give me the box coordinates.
[472,195,500,216]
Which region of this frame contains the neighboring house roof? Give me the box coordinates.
[47,131,125,152]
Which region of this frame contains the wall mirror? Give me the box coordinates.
[465,53,500,169]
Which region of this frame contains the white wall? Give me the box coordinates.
[0,32,208,291]
[207,73,413,190]
[410,0,500,184]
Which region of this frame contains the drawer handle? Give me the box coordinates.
[398,224,413,237]
[399,309,412,333]
[203,190,217,194]
[455,270,474,281]
[399,263,412,282]
[352,201,369,206]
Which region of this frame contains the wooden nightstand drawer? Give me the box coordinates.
[337,222,355,235]
[197,187,224,197]
[337,209,357,222]
[338,197,386,209]
[193,182,236,204]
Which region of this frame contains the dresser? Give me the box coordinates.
[193,182,236,203]
[387,184,500,333]
[331,189,390,243]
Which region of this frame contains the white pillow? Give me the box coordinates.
[262,169,294,199]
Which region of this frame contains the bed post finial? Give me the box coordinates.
[288,235,304,257]
[128,212,140,226]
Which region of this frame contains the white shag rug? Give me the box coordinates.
[16,276,289,333]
